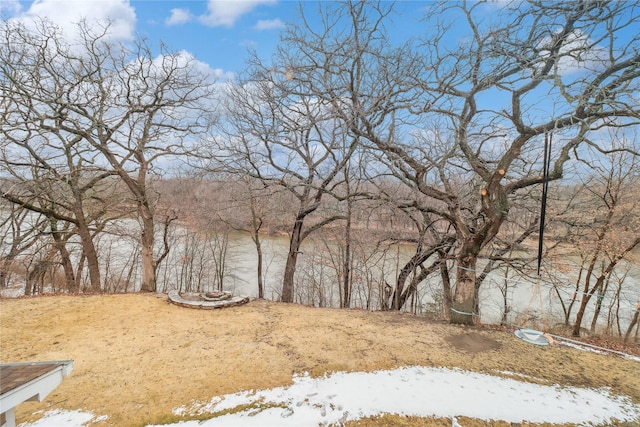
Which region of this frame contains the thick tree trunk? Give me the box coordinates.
[48,219,77,292]
[74,218,101,292]
[52,237,76,292]
[139,208,157,293]
[281,218,304,303]
[450,254,477,325]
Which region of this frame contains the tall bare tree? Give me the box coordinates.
[215,63,359,303]
[553,138,640,336]
[295,1,640,324]
[0,202,47,289]
[0,110,120,291]
[1,18,218,292]
[218,175,270,299]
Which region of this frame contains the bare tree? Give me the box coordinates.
[1,18,218,292]
[558,142,640,336]
[214,61,359,303]
[212,175,271,299]
[298,1,640,324]
[625,305,640,344]
[0,202,47,289]
[0,111,121,291]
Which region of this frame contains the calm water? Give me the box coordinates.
[3,217,638,331]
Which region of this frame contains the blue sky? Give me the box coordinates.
[1,0,424,77]
[3,0,637,136]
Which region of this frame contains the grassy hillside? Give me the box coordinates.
[0,294,638,426]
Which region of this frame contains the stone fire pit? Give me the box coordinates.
[167,290,249,309]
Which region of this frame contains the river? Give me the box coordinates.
[2,217,638,333]
[153,231,639,332]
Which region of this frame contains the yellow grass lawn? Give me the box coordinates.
[0,294,638,426]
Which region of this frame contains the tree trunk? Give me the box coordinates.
[440,257,452,319]
[255,233,264,299]
[281,218,304,303]
[573,273,608,336]
[393,253,419,310]
[572,238,640,336]
[248,190,265,299]
[500,267,511,326]
[48,219,77,292]
[624,308,639,344]
[53,237,76,292]
[74,219,101,292]
[139,208,156,293]
[451,254,477,325]
[342,203,352,308]
[572,294,591,337]
[589,280,609,334]
[0,255,15,289]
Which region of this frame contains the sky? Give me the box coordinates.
[20,363,640,426]
[3,0,636,117]
[1,0,423,79]
[1,0,637,178]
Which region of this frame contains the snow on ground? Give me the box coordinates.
[553,339,640,363]
[19,410,106,426]
[20,366,640,427]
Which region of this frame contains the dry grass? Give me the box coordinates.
[0,294,638,426]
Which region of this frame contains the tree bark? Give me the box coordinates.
[139,207,157,293]
[624,308,639,344]
[451,254,477,325]
[440,259,453,319]
[249,194,265,299]
[282,218,304,303]
[73,210,102,292]
[50,228,76,292]
[342,202,352,308]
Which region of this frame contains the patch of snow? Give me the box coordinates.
[624,354,640,363]
[19,367,640,427]
[18,409,104,426]
[555,339,640,362]
[556,340,609,355]
[494,370,544,382]
[152,366,639,426]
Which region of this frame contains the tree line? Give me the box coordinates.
[1,1,639,337]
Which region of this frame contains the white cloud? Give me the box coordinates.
[149,50,235,84]
[165,8,192,26]
[538,29,608,76]
[199,0,276,27]
[182,52,235,82]
[9,0,136,42]
[239,39,257,49]
[254,18,284,31]
[0,0,22,15]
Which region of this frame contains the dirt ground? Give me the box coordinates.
[0,294,638,426]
